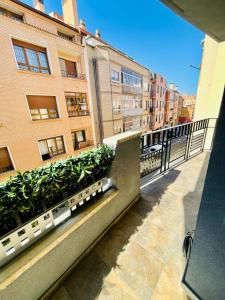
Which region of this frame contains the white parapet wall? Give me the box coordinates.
[0,131,141,300]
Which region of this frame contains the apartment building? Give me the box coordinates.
[82,33,152,142]
[164,83,180,126]
[179,94,196,123]
[150,73,167,130]
[0,0,93,181]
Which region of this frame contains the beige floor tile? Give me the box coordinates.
[134,222,175,262]
[97,271,139,300]
[115,242,164,299]
[151,270,186,300]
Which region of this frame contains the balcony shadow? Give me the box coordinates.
[49,170,181,300]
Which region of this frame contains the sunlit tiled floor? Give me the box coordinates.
[50,152,210,300]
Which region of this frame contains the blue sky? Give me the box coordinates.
[22,0,204,94]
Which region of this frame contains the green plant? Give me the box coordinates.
[0,145,114,237]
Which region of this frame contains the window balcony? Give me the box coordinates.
[65,92,89,117]
[61,70,86,80]
[68,110,89,117]
[121,107,144,117]
[122,84,143,95]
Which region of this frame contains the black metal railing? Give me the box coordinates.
[61,70,86,80]
[140,118,217,179]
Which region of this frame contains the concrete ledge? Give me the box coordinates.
[0,131,141,300]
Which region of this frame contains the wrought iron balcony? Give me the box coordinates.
[140,118,217,179]
[68,110,89,117]
[61,70,86,80]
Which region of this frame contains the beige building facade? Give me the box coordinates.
[0,0,94,181]
[195,35,225,121]
[83,35,152,142]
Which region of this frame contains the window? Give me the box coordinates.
[157,85,159,93]
[0,147,14,174]
[143,81,149,92]
[0,7,23,22]
[38,136,65,161]
[122,95,142,110]
[113,99,121,113]
[65,92,89,117]
[123,116,142,131]
[27,96,59,120]
[114,125,122,134]
[121,69,143,94]
[60,58,77,78]
[111,70,120,82]
[12,39,50,74]
[57,31,74,42]
[72,130,86,150]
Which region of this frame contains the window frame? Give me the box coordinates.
[111,70,120,83]
[71,130,86,150]
[12,41,50,74]
[38,136,66,161]
[26,95,60,121]
[65,92,89,117]
[30,108,59,121]
[59,58,77,78]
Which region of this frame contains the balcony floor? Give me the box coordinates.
[50,152,210,300]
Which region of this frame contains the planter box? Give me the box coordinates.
[0,178,110,268]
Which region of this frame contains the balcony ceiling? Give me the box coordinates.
[160,0,225,42]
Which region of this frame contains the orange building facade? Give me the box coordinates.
[150,73,167,130]
[0,0,94,181]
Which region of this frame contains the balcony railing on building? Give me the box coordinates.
[121,107,143,117]
[68,110,89,117]
[122,84,142,95]
[61,70,86,80]
[140,118,217,180]
[57,31,82,45]
[73,140,93,150]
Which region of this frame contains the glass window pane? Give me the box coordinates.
[41,69,49,74]
[38,52,48,68]
[13,45,26,64]
[39,141,48,155]
[76,131,85,142]
[59,58,66,72]
[26,49,39,67]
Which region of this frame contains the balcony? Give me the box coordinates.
[68,110,89,117]
[61,70,86,80]
[50,152,209,300]
[0,119,217,299]
[122,84,143,95]
[122,107,143,117]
